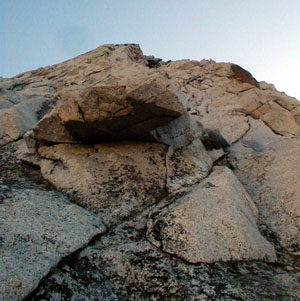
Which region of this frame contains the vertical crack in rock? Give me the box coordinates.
[77,103,85,121]
[164,145,171,194]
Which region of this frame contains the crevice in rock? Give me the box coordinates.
[260,119,285,136]
[258,221,300,268]
[23,231,108,301]
[31,84,53,89]
[7,98,19,105]
[7,81,30,91]
[186,76,203,85]
[200,129,229,151]
[236,116,252,142]
[273,99,295,112]
[0,135,23,149]
[237,86,256,94]
[86,70,103,76]
[77,103,85,121]
[20,161,56,190]
[218,114,252,148]
[65,115,176,144]
[114,114,175,135]
[164,145,170,194]
[41,140,78,147]
[212,151,235,170]
[0,139,11,149]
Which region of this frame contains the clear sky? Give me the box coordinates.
[1,0,300,100]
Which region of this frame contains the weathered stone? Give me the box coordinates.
[0,98,49,147]
[166,139,212,192]
[82,241,180,298]
[251,101,300,136]
[147,166,276,263]
[151,114,204,147]
[0,76,57,147]
[36,142,167,226]
[0,186,105,301]
[229,119,300,250]
[32,105,77,143]
[32,80,186,144]
[2,43,300,300]
[31,212,186,301]
[205,88,261,115]
[229,64,259,87]
[292,105,300,125]
[200,112,250,145]
[0,89,25,109]
[32,226,300,301]
[259,81,276,91]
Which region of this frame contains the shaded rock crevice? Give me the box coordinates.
[23,230,110,301]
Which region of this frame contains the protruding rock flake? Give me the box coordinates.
[147,166,277,263]
[33,80,186,144]
[1,43,300,300]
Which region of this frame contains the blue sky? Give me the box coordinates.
[1,0,300,99]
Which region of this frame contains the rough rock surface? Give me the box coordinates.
[36,142,168,226]
[0,76,57,147]
[147,166,276,263]
[0,187,105,301]
[1,44,300,300]
[32,80,186,144]
[0,142,106,301]
[229,118,300,251]
[30,211,300,301]
[166,138,212,192]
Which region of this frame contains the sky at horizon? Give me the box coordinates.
[1,0,300,100]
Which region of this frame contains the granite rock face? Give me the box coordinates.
[37,142,167,226]
[0,76,57,147]
[1,44,300,300]
[229,119,300,251]
[0,176,105,301]
[147,166,276,263]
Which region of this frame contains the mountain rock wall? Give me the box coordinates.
[1,44,300,300]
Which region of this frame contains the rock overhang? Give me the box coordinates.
[32,79,187,145]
